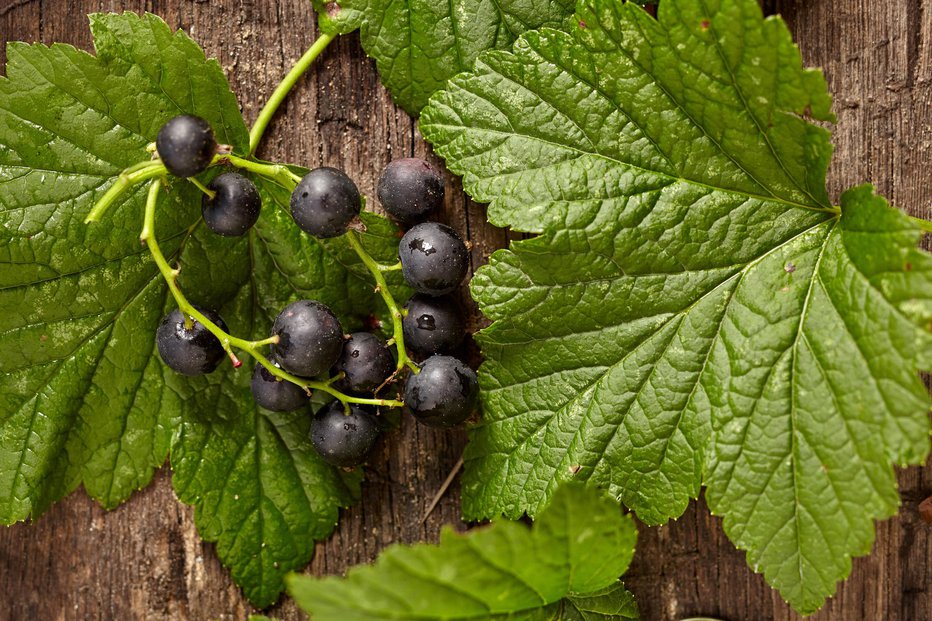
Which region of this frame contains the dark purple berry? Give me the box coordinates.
[377,158,444,224]
[404,355,478,428]
[270,300,344,377]
[333,332,395,394]
[311,401,381,467]
[291,167,361,238]
[202,172,261,237]
[250,362,310,412]
[156,307,228,376]
[399,222,469,296]
[402,294,465,355]
[156,115,216,178]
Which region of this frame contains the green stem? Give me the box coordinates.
[248,33,336,156]
[188,177,216,200]
[88,152,304,226]
[345,230,419,374]
[141,180,403,409]
[909,214,932,233]
[226,154,303,187]
[85,163,167,223]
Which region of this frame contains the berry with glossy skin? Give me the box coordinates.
[270,300,344,377]
[311,401,381,467]
[156,115,217,178]
[332,332,395,394]
[202,172,262,237]
[291,167,361,238]
[377,158,444,224]
[398,222,469,296]
[402,294,465,355]
[404,355,478,428]
[156,308,228,376]
[250,361,310,412]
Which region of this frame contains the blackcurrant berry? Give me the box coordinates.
[270,300,344,377]
[156,115,217,178]
[377,158,444,224]
[156,307,228,376]
[404,355,478,428]
[250,361,310,412]
[291,167,361,238]
[402,294,465,356]
[311,401,381,467]
[202,172,262,237]
[398,222,469,296]
[332,332,395,394]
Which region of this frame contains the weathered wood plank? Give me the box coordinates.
[0,1,929,619]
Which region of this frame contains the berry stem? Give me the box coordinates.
[224,154,303,186]
[248,33,336,157]
[87,153,302,226]
[85,162,167,223]
[345,230,419,374]
[188,177,217,200]
[141,180,402,409]
[377,261,403,272]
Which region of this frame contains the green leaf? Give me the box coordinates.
[286,483,639,621]
[420,0,932,614]
[0,13,404,607]
[311,0,577,114]
[0,11,247,522]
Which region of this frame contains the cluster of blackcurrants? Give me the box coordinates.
[151,115,477,469]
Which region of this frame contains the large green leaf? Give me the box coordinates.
[0,11,247,522]
[312,0,577,114]
[0,13,404,607]
[420,0,932,613]
[287,484,639,621]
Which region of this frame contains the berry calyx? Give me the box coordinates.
[290,167,361,238]
[156,307,228,376]
[398,222,469,296]
[311,401,381,467]
[402,294,465,356]
[404,355,478,428]
[202,172,262,237]
[377,158,444,224]
[270,300,344,377]
[156,115,217,178]
[250,361,310,412]
[332,332,395,394]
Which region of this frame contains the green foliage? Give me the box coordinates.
[287,484,639,620]
[311,0,577,114]
[0,13,402,607]
[420,0,932,613]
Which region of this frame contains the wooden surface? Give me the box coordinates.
[1,1,930,619]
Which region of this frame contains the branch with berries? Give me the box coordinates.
[85,38,479,468]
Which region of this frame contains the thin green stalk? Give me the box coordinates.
[248,33,336,156]
[141,180,403,409]
[226,154,303,187]
[345,230,419,374]
[85,163,167,223]
[188,177,216,200]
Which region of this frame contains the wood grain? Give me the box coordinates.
[0,1,929,619]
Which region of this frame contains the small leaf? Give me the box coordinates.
[420,0,932,613]
[287,484,639,621]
